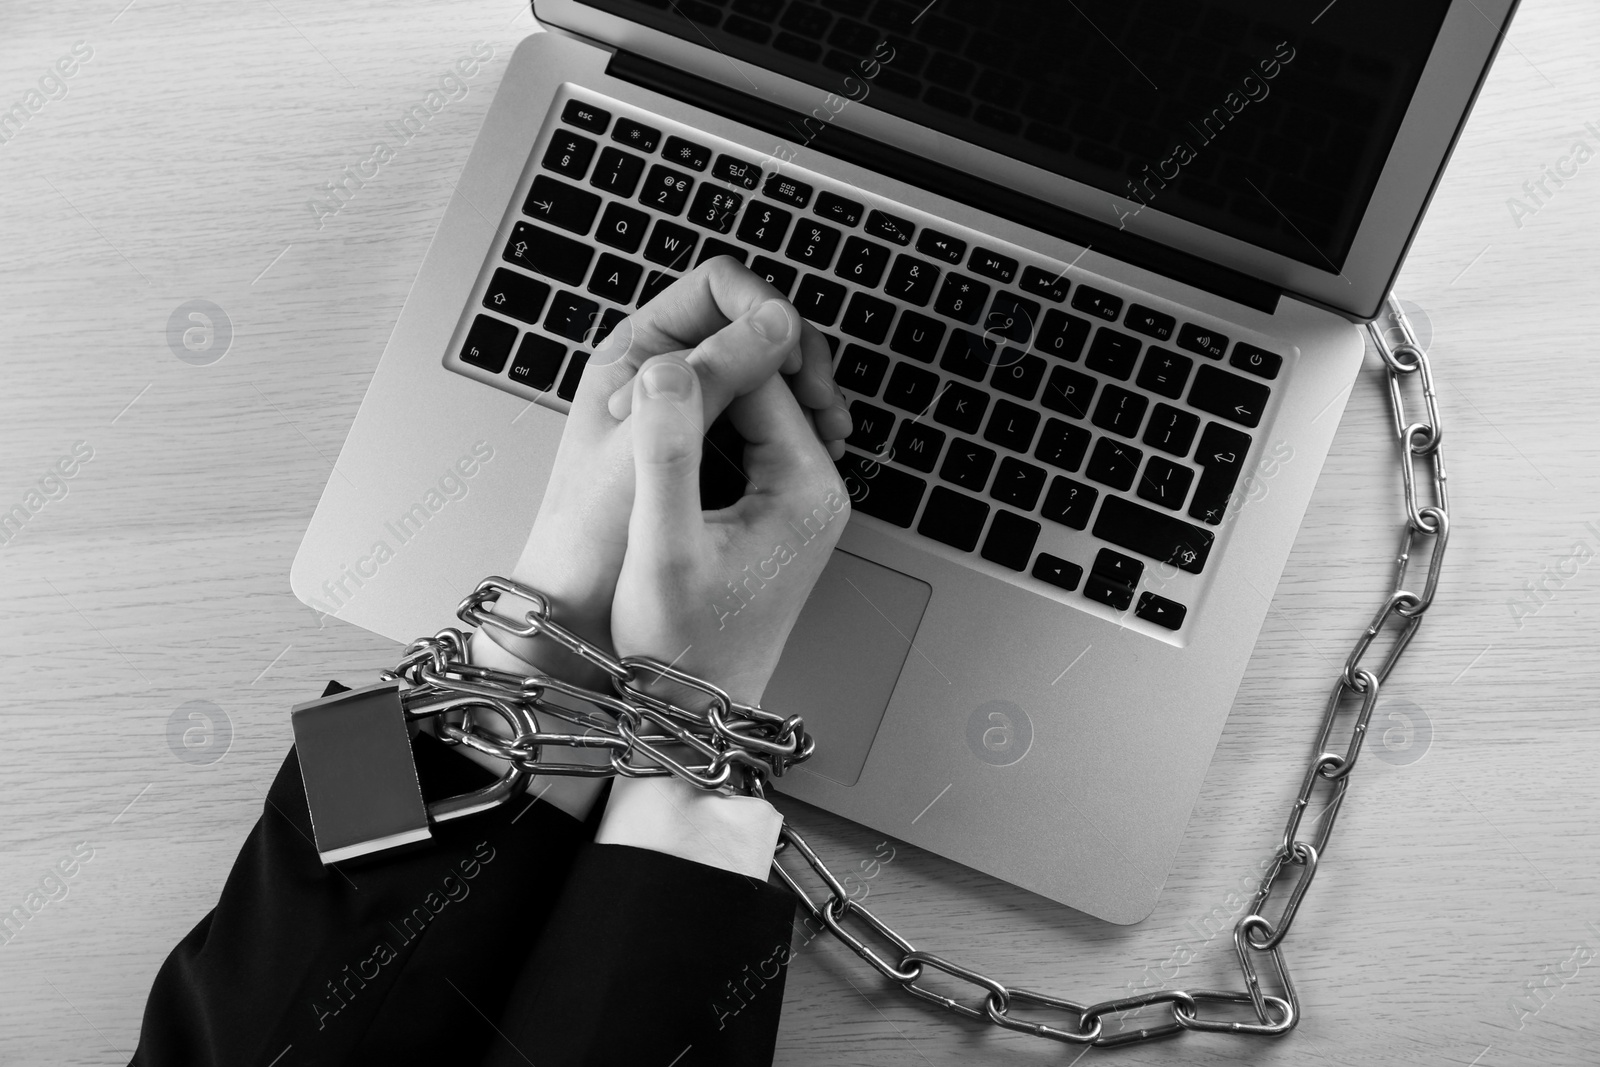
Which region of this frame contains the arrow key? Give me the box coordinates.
[1135,592,1187,630]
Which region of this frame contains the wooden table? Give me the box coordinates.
[2,1,1596,1063]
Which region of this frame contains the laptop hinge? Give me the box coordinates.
[606,50,1282,316]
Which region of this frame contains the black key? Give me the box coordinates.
[1035,309,1091,361]
[934,383,989,434]
[918,486,990,551]
[846,401,896,453]
[892,420,945,472]
[1136,347,1194,400]
[686,185,744,233]
[1188,422,1252,526]
[737,201,793,251]
[1091,385,1149,437]
[543,290,601,344]
[1085,438,1142,491]
[612,118,661,152]
[1143,403,1200,457]
[837,344,889,396]
[589,147,646,198]
[865,209,914,245]
[981,510,1040,570]
[542,130,597,178]
[968,247,1017,284]
[890,311,945,362]
[990,457,1046,510]
[1177,322,1229,360]
[794,274,847,325]
[483,268,550,325]
[838,451,926,528]
[883,361,940,413]
[508,333,567,391]
[556,350,588,401]
[524,175,601,234]
[885,255,940,305]
[644,220,699,271]
[459,314,518,373]
[1032,553,1082,591]
[712,154,763,189]
[587,253,643,303]
[638,270,677,307]
[990,350,1045,401]
[641,165,695,215]
[985,293,1040,344]
[1231,342,1284,380]
[595,201,650,253]
[916,228,966,264]
[1085,548,1141,611]
[1034,418,1090,472]
[815,191,864,226]
[663,135,712,171]
[1138,456,1194,510]
[561,99,610,133]
[940,329,996,382]
[1094,495,1214,573]
[786,219,843,268]
[504,222,593,286]
[835,237,891,288]
[822,333,840,357]
[1189,365,1270,428]
[1085,328,1141,380]
[749,255,797,296]
[1019,266,1070,303]
[934,273,990,325]
[1136,592,1187,630]
[1041,365,1096,420]
[1041,476,1097,530]
[939,438,995,491]
[983,400,1040,453]
[592,307,626,345]
[1124,303,1175,342]
[763,173,812,207]
[1071,284,1122,322]
[695,238,749,267]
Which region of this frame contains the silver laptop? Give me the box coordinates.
[292,0,1517,923]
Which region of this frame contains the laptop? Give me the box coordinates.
[292,0,1517,923]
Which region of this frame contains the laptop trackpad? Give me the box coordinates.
[763,549,931,787]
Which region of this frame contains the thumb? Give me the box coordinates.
[629,355,705,538]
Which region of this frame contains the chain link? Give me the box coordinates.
[390,294,1446,1047]
[769,293,1448,1044]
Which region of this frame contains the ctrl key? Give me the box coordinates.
[460,314,519,374]
[837,451,926,528]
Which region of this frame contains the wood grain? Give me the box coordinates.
[1,1,1596,1063]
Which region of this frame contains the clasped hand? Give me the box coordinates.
[496,258,854,708]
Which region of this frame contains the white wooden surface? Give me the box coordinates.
[2,1,1597,1063]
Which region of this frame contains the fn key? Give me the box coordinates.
[837,451,926,528]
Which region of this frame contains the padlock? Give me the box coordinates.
[291,680,532,865]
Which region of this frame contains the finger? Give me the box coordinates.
[785,322,842,412]
[608,295,801,422]
[723,373,841,505]
[628,355,706,541]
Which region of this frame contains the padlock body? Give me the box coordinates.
[291,681,431,864]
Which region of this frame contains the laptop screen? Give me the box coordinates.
[577,0,1453,273]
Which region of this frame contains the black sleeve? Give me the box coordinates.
[480,842,797,1067]
[131,684,594,1067]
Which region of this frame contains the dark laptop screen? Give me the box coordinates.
[577,0,1452,271]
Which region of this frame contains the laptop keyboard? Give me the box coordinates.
[447,93,1290,637]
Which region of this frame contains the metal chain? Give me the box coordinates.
[382,575,816,796]
[393,293,1447,1046]
[770,293,1449,1045]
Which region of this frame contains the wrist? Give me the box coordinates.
[479,586,613,692]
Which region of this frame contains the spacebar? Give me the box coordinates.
[1092,495,1215,574]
